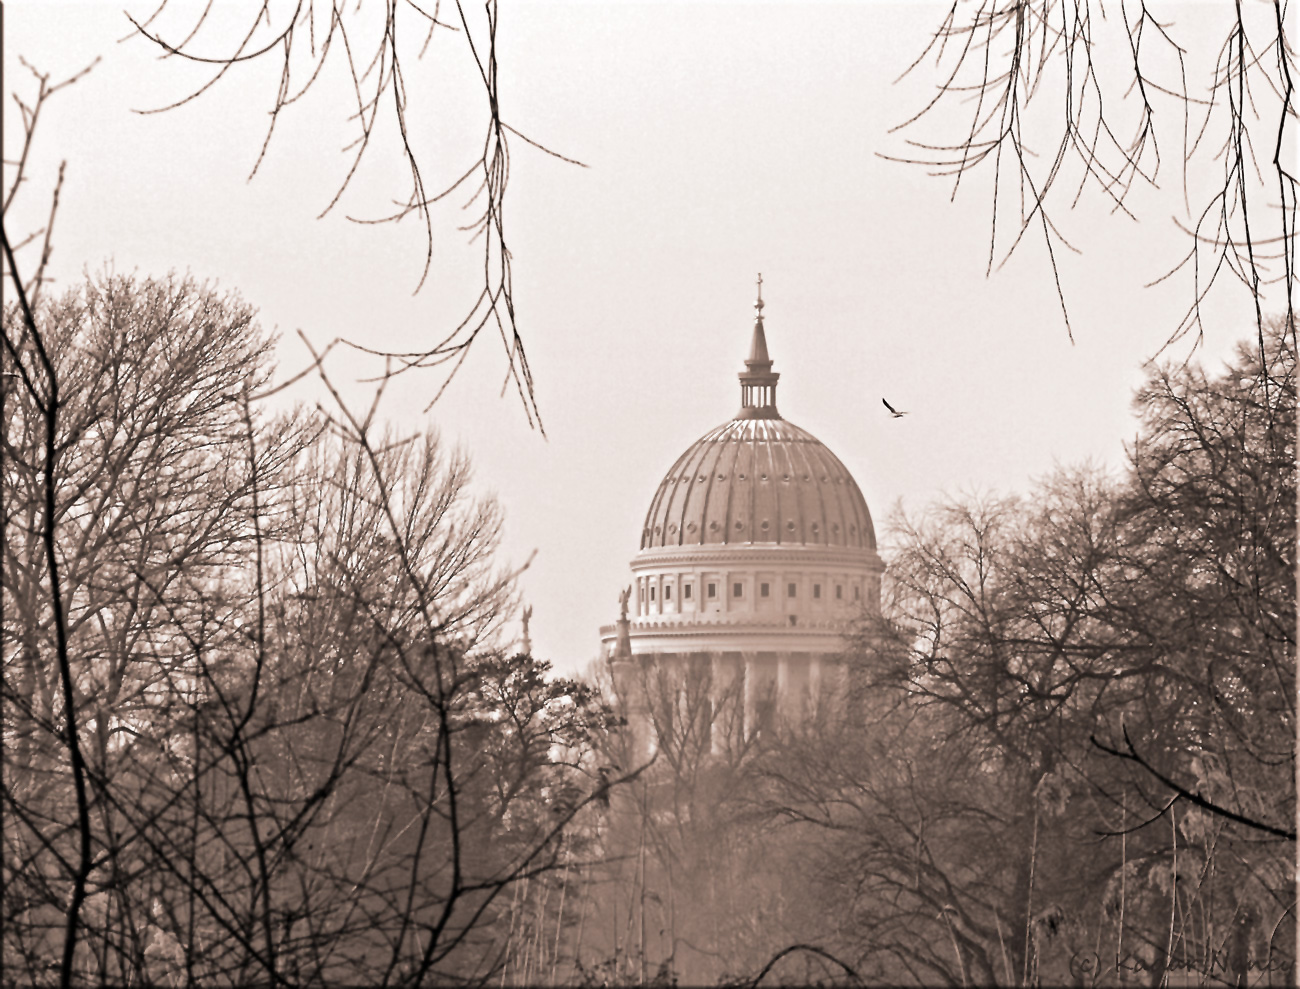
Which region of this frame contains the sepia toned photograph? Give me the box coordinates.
[2,1,1295,985]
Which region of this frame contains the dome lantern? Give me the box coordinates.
[738,273,780,419]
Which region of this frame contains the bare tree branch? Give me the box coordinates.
[897,1,1297,351]
[1091,727,1296,841]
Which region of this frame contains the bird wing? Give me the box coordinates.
[882,398,898,414]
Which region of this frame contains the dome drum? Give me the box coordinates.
[630,548,879,614]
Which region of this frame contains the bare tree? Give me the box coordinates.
[1,269,303,982]
[759,697,1031,985]
[798,322,1295,984]
[0,269,634,984]
[0,49,639,985]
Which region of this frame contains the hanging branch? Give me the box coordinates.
[894,1,1297,352]
[125,0,586,429]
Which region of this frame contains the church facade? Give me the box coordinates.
[601,279,883,742]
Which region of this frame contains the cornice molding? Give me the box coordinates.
[615,630,854,654]
[630,544,882,571]
[600,614,860,640]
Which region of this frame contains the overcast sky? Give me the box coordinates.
[6,2,1278,674]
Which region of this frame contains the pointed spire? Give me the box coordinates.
[737,273,780,419]
[748,273,771,365]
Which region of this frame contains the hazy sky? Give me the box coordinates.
[6,2,1278,674]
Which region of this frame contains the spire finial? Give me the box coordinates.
[755,273,764,319]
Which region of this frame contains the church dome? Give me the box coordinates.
[604,276,884,663]
[605,279,886,764]
[639,282,875,553]
[640,417,876,551]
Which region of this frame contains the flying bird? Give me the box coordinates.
[882,398,908,418]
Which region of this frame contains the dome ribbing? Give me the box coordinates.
[639,417,876,551]
[639,279,875,552]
